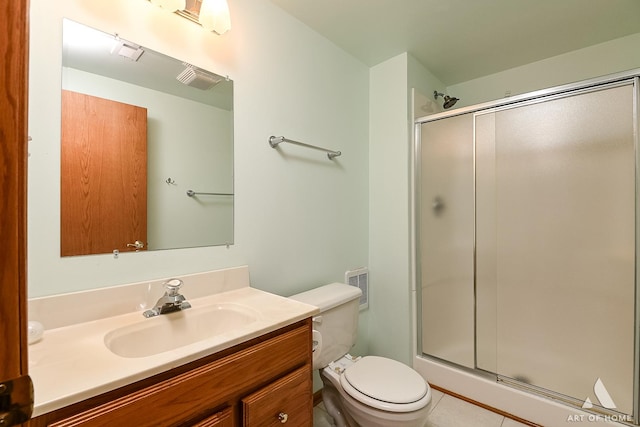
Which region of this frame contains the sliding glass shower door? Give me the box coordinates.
[419,113,475,369]
[418,79,638,418]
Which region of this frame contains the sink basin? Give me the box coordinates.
[104,303,260,358]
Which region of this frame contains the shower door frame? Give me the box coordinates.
[413,70,640,423]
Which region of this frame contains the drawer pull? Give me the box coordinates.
[277,412,288,423]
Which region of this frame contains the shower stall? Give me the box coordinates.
[415,72,639,423]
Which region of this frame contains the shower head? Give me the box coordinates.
[434,91,459,109]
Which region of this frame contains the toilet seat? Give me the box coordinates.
[339,356,430,413]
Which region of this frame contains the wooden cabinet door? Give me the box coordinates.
[61,90,148,256]
[242,365,312,427]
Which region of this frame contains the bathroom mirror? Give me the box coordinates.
[60,19,234,256]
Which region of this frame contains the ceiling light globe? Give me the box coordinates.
[199,0,231,34]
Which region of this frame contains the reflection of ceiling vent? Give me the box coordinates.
[176,64,223,90]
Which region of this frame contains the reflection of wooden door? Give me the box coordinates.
[61,90,148,256]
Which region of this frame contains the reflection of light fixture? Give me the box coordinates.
[111,35,145,61]
[149,0,231,35]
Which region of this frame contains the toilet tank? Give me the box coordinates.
[290,283,362,369]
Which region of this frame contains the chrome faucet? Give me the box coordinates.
[143,278,192,318]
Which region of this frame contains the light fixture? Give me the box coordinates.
[149,0,231,35]
[198,0,231,34]
[150,0,186,12]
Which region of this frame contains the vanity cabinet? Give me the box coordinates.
[27,319,312,427]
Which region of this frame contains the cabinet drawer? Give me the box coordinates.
[190,407,233,427]
[242,365,312,427]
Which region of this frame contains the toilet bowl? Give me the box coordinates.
[290,283,432,427]
[321,355,431,427]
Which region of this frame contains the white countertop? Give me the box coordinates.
[29,287,318,417]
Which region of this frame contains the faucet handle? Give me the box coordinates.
[163,278,183,296]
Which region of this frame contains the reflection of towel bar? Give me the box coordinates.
[269,135,341,160]
[186,190,233,197]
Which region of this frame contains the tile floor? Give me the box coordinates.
[313,388,531,427]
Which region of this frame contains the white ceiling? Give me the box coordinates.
[270,0,640,85]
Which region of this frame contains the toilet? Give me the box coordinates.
[291,283,431,427]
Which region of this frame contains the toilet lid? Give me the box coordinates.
[341,356,428,408]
